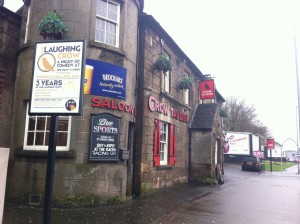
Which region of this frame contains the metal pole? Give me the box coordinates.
[293,0,300,173]
[43,115,58,224]
[270,149,272,172]
[281,145,283,172]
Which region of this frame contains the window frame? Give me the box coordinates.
[23,104,71,151]
[161,52,171,93]
[159,122,169,165]
[183,72,190,105]
[153,120,176,167]
[95,0,121,48]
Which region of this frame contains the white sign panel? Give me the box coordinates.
[29,40,85,115]
[268,142,282,158]
[223,132,250,155]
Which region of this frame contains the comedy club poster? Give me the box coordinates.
[30,40,85,115]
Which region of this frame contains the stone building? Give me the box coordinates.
[2,0,225,207]
[5,0,142,206]
[134,14,225,194]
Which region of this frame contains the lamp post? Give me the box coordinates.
[293,0,300,173]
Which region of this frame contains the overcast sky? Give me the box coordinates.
[4,0,300,150]
[144,0,300,150]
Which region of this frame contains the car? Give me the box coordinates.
[241,155,262,172]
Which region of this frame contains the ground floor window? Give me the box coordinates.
[24,104,71,150]
[153,120,176,166]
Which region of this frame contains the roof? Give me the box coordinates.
[190,104,218,130]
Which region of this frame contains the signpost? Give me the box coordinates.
[267,138,275,172]
[29,40,86,224]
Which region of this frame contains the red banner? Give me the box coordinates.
[200,79,215,99]
[267,138,275,149]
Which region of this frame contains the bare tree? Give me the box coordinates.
[222,96,270,138]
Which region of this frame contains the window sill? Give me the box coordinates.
[160,91,192,110]
[14,149,76,158]
[156,165,173,170]
[89,40,126,57]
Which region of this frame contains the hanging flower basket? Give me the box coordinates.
[220,108,228,118]
[179,76,192,89]
[153,54,172,73]
[38,10,68,40]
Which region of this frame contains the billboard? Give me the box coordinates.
[29,40,86,115]
[85,59,126,100]
[223,132,250,155]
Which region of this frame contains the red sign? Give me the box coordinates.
[267,138,275,149]
[200,79,215,99]
[148,96,189,123]
[91,97,136,115]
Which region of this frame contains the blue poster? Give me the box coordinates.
[85,58,126,100]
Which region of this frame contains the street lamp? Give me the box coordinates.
[292,0,300,173]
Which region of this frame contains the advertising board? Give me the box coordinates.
[85,58,127,100]
[29,40,85,115]
[223,132,250,155]
[89,113,120,161]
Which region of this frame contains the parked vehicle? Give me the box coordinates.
[242,155,262,172]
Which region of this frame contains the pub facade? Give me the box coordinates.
[2,0,225,207]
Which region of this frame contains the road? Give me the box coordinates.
[154,163,300,224]
[3,163,300,224]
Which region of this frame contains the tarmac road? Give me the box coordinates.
[3,163,300,224]
[155,164,300,224]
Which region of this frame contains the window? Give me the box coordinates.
[161,52,171,93]
[153,120,176,166]
[160,122,168,165]
[24,104,71,151]
[95,0,120,47]
[183,72,190,104]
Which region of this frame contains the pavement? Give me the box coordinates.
[2,163,300,224]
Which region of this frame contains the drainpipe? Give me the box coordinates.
[188,128,192,182]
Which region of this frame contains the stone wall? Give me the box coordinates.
[0,7,21,147]
[134,15,200,194]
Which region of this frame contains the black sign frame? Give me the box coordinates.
[89,113,121,161]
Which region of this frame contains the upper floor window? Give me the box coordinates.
[95,0,120,47]
[183,72,190,105]
[161,52,171,93]
[24,104,71,151]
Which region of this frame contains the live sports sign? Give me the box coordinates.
[199,79,215,99]
[267,138,275,149]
